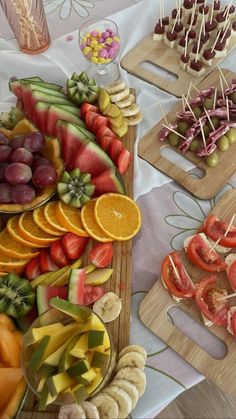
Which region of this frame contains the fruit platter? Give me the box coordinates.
[0,72,146,418]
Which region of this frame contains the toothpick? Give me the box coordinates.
[216,292,236,302]
[199,119,207,148]
[213,87,217,109]
[187,81,192,101]
[184,30,189,57]
[159,104,168,124]
[204,108,215,131]
[182,94,197,121]
[168,255,180,280]
[226,96,230,121]
[202,12,206,36]
[211,29,221,53]
[220,76,225,100]
[160,0,163,27]
[218,66,229,88]
[210,2,214,24]
[191,84,200,93]
[208,237,221,253]
[171,7,180,33]
[195,15,204,62]
[162,123,186,140]
[221,21,231,43]
[223,1,232,18]
[224,213,236,237]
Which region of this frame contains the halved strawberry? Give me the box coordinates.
[100,135,114,152]
[25,256,42,281]
[61,233,89,260]
[85,111,100,131]
[89,242,113,268]
[50,241,69,268]
[117,149,132,174]
[96,125,116,143]
[81,103,99,119]
[108,138,124,162]
[84,285,105,306]
[92,115,109,133]
[40,249,59,273]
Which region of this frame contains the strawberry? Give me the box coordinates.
[25,256,42,281]
[80,103,99,119]
[62,233,89,260]
[84,285,105,306]
[108,138,123,162]
[50,241,69,268]
[92,115,109,133]
[96,125,116,143]
[40,249,59,273]
[117,149,132,174]
[89,242,113,268]
[85,111,100,131]
[100,135,113,152]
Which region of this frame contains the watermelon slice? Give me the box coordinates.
[91,168,125,196]
[46,105,85,137]
[68,268,86,305]
[9,77,42,99]
[36,285,67,315]
[34,102,50,133]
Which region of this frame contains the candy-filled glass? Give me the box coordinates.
[79,18,121,85]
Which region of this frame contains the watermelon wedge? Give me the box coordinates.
[68,268,86,305]
[36,285,67,315]
[92,168,125,196]
[46,105,85,137]
[34,102,50,133]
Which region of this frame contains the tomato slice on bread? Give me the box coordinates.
[161,251,195,298]
[204,214,236,248]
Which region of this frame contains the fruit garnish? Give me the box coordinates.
[57,169,95,208]
[0,272,35,318]
[81,199,113,242]
[66,72,99,106]
[56,201,89,237]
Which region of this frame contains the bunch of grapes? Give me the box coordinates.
[0,132,57,205]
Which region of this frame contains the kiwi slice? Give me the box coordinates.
[0,272,35,318]
[66,72,99,105]
[57,169,95,208]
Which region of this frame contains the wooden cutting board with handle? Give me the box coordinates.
[139,189,236,396]
[139,68,236,200]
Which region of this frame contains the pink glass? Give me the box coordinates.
[0,0,50,54]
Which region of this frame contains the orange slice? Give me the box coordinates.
[7,216,41,248]
[81,199,112,242]
[94,193,141,241]
[56,201,89,237]
[0,228,39,260]
[33,206,65,237]
[44,202,67,232]
[0,251,29,274]
[18,212,58,247]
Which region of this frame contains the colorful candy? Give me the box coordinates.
[80,27,120,64]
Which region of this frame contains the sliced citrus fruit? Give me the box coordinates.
[18,212,58,247]
[94,193,141,241]
[0,251,30,274]
[81,199,112,242]
[0,228,39,260]
[7,216,41,248]
[33,206,65,237]
[44,202,67,232]
[56,201,89,237]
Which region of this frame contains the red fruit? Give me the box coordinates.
[117,149,132,174]
[25,256,42,281]
[96,125,116,144]
[61,233,89,260]
[85,111,100,131]
[92,115,109,133]
[50,240,69,268]
[89,242,113,268]
[40,249,59,273]
[84,285,105,306]
[80,103,99,119]
[108,139,123,162]
[100,135,113,152]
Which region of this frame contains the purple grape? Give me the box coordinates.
[10,147,33,165]
[11,184,36,204]
[5,163,32,185]
[24,132,45,153]
[10,135,25,150]
[32,155,50,171]
[0,133,8,145]
[0,163,8,182]
[0,145,12,162]
[0,183,12,203]
[32,165,57,188]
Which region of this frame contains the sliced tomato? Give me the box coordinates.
[25,256,42,281]
[108,138,123,162]
[117,149,132,175]
[39,249,59,273]
[50,241,69,268]
[92,115,109,133]
[84,285,105,306]
[89,242,113,268]
[186,234,227,272]
[61,233,89,260]
[204,214,236,248]
[161,251,195,298]
[80,103,99,119]
[85,111,100,131]
[227,259,236,291]
[96,125,116,143]
[100,135,113,151]
[195,275,229,326]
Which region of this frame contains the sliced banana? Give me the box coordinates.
[110,88,130,103]
[111,379,139,409]
[117,351,146,370]
[91,393,119,419]
[115,367,146,396]
[126,111,143,126]
[58,403,86,419]
[81,401,100,419]
[103,385,133,419]
[118,345,147,361]
[116,94,136,108]
[121,104,140,117]
[93,292,122,323]
[105,79,126,94]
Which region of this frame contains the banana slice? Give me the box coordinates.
[116,94,135,108]
[126,111,143,126]
[59,403,86,419]
[81,401,100,419]
[114,367,146,396]
[118,345,147,361]
[105,79,126,94]
[111,379,139,409]
[110,88,130,103]
[121,104,140,117]
[103,385,132,419]
[117,351,146,370]
[93,292,122,323]
[91,393,119,419]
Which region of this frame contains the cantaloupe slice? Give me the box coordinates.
[0,329,21,367]
[0,314,16,332]
[0,378,27,419]
[13,330,23,346]
[0,368,23,411]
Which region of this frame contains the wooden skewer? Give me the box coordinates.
[224,213,236,237]
[226,96,230,121]
[220,76,225,100]
[168,255,180,280]
[220,21,231,43]
[202,12,206,36]
[223,1,232,18]
[159,104,168,124]
[184,30,189,57]
[211,29,221,53]
[162,123,186,140]
[213,87,217,110]
[171,7,180,33]
[210,2,214,24]
[204,108,215,131]
[195,15,204,62]
[182,94,197,121]
[191,84,200,93]
[199,119,207,148]
[218,66,229,88]
[208,237,221,253]
[160,0,163,27]
[216,292,236,302]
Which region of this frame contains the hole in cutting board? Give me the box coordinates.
[160,147,205,178]
[167,306,228,360]
[140,61,178,81]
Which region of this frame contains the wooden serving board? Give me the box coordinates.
[18,126,135,418]
[121,33,236,97]
[139,189,236,396]
[139,68,236,200]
